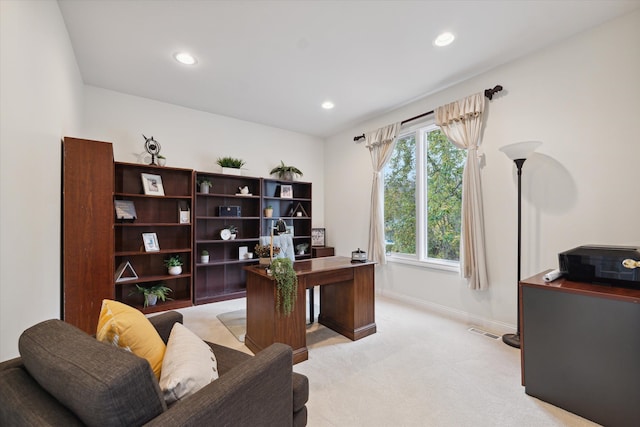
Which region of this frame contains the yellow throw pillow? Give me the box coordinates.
[96,299,166,379]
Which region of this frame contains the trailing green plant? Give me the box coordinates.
[270,257,297,316]
[164,255,183,267]
[198,178,212,186]
[225,225,238,234]
[254,244,280,258]
[269,161,303,180]
[129,284,173,307]
[216,156,245,169]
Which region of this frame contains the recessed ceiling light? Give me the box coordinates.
[321,101,334,110]
[174,52,197,65]
[434,32,455,47]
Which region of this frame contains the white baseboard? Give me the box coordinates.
[377,289,516,336]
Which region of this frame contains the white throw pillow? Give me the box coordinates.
[159,323,218,404]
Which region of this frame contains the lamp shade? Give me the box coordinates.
[499,141,542,160]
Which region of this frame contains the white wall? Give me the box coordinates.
[0,0,84,360]
[325,10,640,333]
[0,2,324,361]
[80,86,324,220]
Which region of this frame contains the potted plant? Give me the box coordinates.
[198,178,212,194]
[157,155,166,167]
[130,283,173,308]
[269,161,303,181]
[254,244,280,265]
[270,258,298,316]
[217,156,245,176]
[164,255,183,275]
[201,250,209,263]
[296,242,309,255]
[264,205,273,218]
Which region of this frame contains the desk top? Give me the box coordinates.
[521,270,640,304]
[244,256,375,279]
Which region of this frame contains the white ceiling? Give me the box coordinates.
[58,0,639,138]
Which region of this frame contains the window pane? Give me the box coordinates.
[425,129,465,261]
[384,135,416,255]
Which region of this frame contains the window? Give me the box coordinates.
[383,122,465,268]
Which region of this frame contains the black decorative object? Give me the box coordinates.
[143,134,161,165]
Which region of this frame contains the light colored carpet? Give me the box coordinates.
[176,293,600,427]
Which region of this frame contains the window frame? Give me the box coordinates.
[385,120,461,273]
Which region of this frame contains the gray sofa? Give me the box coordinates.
[0,311,308,426]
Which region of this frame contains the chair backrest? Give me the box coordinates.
[259,234,295,261]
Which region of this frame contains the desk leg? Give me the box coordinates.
[318,264,376,340]
[308,286,315,324]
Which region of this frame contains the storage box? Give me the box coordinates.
[219,206,241,217]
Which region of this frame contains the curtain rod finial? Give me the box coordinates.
[485,85,503,100]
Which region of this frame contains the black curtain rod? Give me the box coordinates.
[353,85,503,142]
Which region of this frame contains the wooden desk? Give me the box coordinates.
[520,272,640,427]
[244,256,376,364]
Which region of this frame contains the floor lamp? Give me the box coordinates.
[499,141,542,349]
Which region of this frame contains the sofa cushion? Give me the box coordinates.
[0,365,84,426]
[19,319,166,427]
[96,299,166,379]
[159,323,219,404]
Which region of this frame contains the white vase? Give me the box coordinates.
[145,294,157,307]
[168,266,182,276]
[222,167,241,176]
[200,183,210,194]
[201,255,209,263]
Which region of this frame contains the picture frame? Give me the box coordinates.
[141,173,165,196]
[114,200,137,220]
[280,184,293,199]
[178,201,190,224]
[142,232,160,252]
[311,228,325,246]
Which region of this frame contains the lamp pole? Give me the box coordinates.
[502,158,526,349]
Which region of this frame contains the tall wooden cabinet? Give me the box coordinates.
[113,162,193,313]
[262,179,312,260]
[193,172,261,304]
[63,142,316,315]
[62,137,114,334]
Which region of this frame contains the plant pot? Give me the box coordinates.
[231,234,237,240]
[259,257,271,266]
[168,266,182,276]
[222,167,241,176]
[145,294,158,307]
[264,208,273,218]
[200,183,210,194]
[157,157,166,167]
[201,255,209,263]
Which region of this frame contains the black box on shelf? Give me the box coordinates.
[219,206,241,217]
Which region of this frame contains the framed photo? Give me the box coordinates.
[311,228,325,246]
[280,184,293,199]
[114,200,137,220]
[141,173,165,196]
[142,232,160,252]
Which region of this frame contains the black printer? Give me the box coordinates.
[558,245,640,288]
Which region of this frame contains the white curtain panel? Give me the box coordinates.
[435,93,489,290]
[365,123,402,264]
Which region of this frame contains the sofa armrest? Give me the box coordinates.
[144,343,294,427]
[148,311,183,344]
